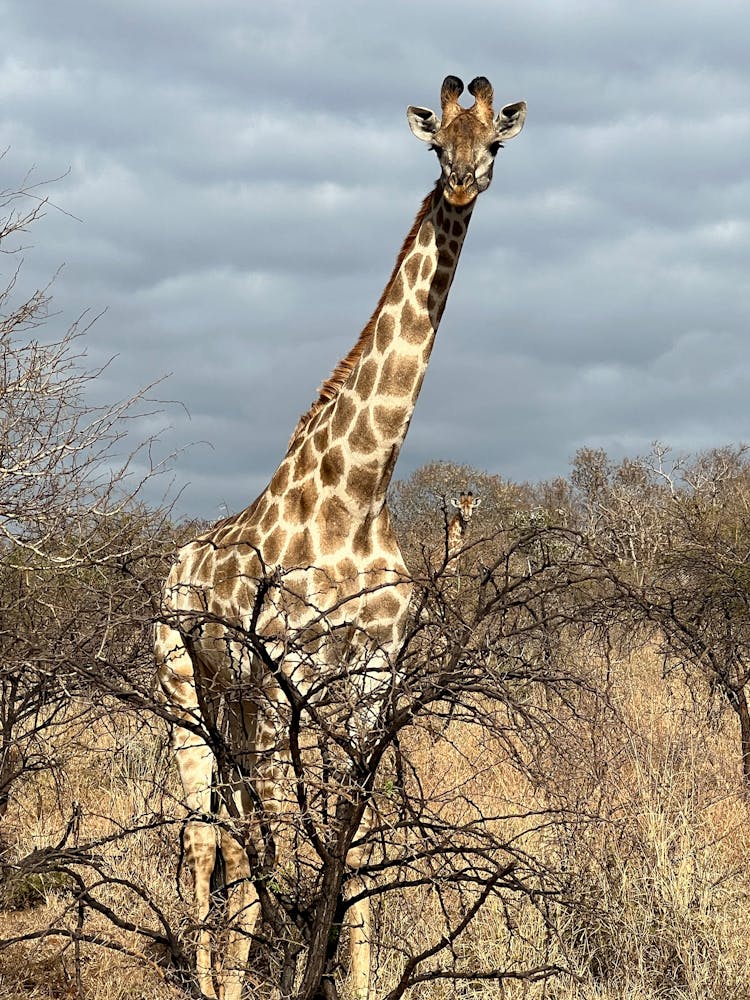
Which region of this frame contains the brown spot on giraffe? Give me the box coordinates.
[404,253,422,287]
[212,524,236,549]
[431,268,452,297]
[260,501,280,533]
[313,425,330,453]
[246,495,268,524]
[213,553,241,602]
[419,215,436,245]
[349,410,378,454]
[377,352,421,395]
[283,528,315,566]
[354,357,378,397]
[373,404,404,438]
[347,464,381,507]
[374,312,395,352]
[399,300,433,345]
[319,445,345,487]
[293,439,317,480]
[374,591,403,619]
[387,271,404,307]
[188,544,215,584]
[330,392,356,438]
[259,526,284,565]
[284,483,316,525]
[316,496,353,550]
[269,464,289,497]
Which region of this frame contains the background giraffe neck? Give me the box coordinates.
[447,512,466,558]
[283,185,476,517]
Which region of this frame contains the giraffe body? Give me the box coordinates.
[156,76,525,1000]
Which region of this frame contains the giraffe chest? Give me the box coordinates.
[169,508,411,643]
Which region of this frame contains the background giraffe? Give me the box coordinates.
[446,490,482,580]
[155,75,525,1000]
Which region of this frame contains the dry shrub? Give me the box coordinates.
[367,637,750,1000]
[367,717,557,999]
[0,701,186,1000]
[3,637,750,999]
[541,644,750,1000]
[2,640,750,999]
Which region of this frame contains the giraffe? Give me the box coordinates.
[446,490,482,579]
[155,75,525,1000]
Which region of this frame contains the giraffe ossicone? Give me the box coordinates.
[155,75,525,1000]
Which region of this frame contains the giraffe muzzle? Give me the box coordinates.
[445,172,479,205]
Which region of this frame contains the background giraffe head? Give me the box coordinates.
[451,490,482,524]
[407,75,526,206]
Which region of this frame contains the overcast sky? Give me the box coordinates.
[2,1,749,518]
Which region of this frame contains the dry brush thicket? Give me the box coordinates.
[3,175,750,999]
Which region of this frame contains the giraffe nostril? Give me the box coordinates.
[449,169,474,189]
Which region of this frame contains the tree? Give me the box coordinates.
[576,443,750,788]
[0,165,197,996]
[0,162,173,816]
[149,458,612,999]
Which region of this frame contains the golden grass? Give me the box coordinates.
[2,643,750,999]
[0,707,185,1000]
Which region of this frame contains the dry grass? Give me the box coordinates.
[2,644,750,999]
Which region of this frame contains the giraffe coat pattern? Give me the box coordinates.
[155,75,525,1000]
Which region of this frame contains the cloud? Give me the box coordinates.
[2,0,749,516]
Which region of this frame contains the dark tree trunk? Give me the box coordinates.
[733,686,750,789]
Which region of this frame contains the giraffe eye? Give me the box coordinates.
[488,141,503,157]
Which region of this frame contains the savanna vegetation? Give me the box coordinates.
[2,171,750,1000]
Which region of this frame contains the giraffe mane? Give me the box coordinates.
[286,185,438,451]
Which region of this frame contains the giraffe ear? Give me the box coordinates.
[494,101,527,141]
[473,497,482,508]
[408,106,440,143]
[450,497,461,508]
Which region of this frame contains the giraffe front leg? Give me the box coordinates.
[344,802,379,1000]
[344,872,372,1000]
[341,645,395,1000]
[173,722,220,999]
[217,822,258,1000]
[218,693,283,1000]
[157,627,220,999]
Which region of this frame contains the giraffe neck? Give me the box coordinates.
[446,512,467,572]
[283,185,475,519]
[447,512,466,559]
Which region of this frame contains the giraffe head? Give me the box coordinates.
[407,76,526,206]
[451,490,482,524]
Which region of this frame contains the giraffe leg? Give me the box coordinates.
[341,644,395,999]
[174,725,219,999]
[157,626,219,999]
[343,799,378,1000]
[344,872,372,1000]
[217,819,257,1000]
[218,689,285,1000]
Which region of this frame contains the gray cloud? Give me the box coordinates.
[2,0,749,516]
